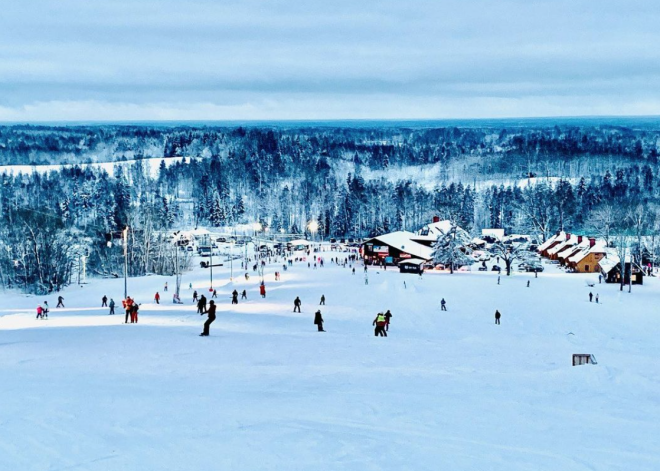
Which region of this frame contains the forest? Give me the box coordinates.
[0,122,658,293]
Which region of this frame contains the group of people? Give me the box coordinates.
[122,296,139,323]
[34,296,64,319]
[372,310,393,336]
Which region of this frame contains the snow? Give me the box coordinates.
[537,231,565,252]
[1,247,660,470]
[0,156,187,178]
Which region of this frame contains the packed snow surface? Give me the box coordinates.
[1,249,659,471]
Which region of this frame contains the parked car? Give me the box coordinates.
[491,265,501,271]
[217,237,226,243]
[525,265,544,272]
[186,246,193,252]
[478,266,488,271]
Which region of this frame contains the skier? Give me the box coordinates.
[497,276,501,285]
[293,296,302,313]
[314,310,325,332]
[154,292,160,304]
[495,309,501,325]
[352,267,355,275]
[199,295,207,314]
[189,282,192,290]
[598,274,602,284]
[173,293,183,304]
[241,289,247,300]
[364,274,368,285]
[43,301,49,317]
[441,298,447,311]
[102,295,108,307]
[200,300,216,336]
[589,292,593,302]
[526,280,530,288]
[384,309,392,331]
[193,290,198,302]
[164,282,168,292]
[57,296,64,308]
[109,298,115,315]
[123,297,134,323]
[320,294,325,305]
[373,313,387,337]
[36,305,44,319]
[231,290,239,305]
[212,289,217,299]
[130,303,139,323]
[596,293,599,304]
[245,273,250,281]
[260,283,266,298]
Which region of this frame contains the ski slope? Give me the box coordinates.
[1,250,659,471]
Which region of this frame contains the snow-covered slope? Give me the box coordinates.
[1,251,658,470]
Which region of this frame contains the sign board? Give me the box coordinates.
[372,245,389,254]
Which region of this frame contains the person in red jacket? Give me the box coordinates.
[130,303,139,323]
[123,297,133,323]
[260,283,266,298]
[36,305,44,319]
[154,292,160,304]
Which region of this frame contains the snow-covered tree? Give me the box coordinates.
[431,223,473,274]
[489,240,537,276]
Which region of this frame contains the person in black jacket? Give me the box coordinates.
[197,295,207,314]
[293,296,302,313]
[314,310,325,332]
[200,300,216,336]
[495,310,501,325]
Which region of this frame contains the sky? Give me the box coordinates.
[1,0,659,121]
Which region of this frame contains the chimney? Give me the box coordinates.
[432,216,440,223]
[577,235,583,244]
[566,233,571,241]
[589,238,595,248]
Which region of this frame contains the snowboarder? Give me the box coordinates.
[320,294,325,305]
[212,289,217,299]
[154,292,160,304]
[241,289,247,300]
[495,310,501,325]
[384,309,392,331]
[231,290,239,305]
[589,292,593,302]
[293,296,302,313]
[373,313,387,337]
[56,296,64,308]
[260,283,266,298]
[441,298,447,311]
[314,310,325,332]
[109,298,115,315]
[200,300,216,336]
[193,290,198,302]
[102,295,108,307]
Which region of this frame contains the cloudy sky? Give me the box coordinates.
[1,0,658,121]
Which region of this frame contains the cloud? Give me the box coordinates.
[1,0,659,120]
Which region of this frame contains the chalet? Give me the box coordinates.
[362,231,433,265]
[557,235,589,266]
[547,233,578,261]
[398,258,425,274]
[599,249,644,285]
[411,218,454,247]
[567,239,606,273]
[538,231,565,257]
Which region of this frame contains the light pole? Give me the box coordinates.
[123,226,129,299]
[308,220,319,242]
[209,234,214,291]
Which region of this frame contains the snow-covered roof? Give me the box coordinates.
[567,240,606,264]
[289,239,311,246]
[398,258,426,266]
[366,231,434,260]
[538,232,565,252]
[598,249,620,273]
[547,235,578,256]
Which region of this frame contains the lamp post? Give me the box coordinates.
[308,220,319,242]
[123,226,129,299]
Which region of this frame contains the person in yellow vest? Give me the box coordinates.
[373,313,387,337]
